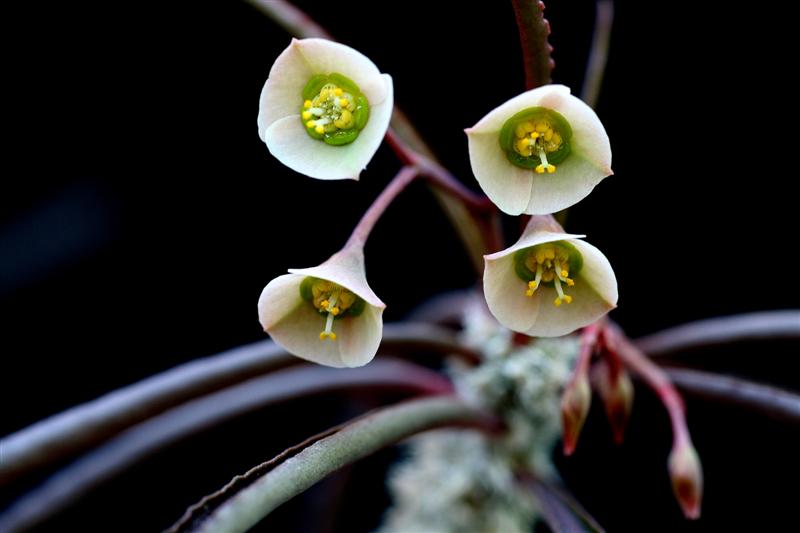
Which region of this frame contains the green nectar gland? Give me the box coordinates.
[300,277,366,341]
[499,107,573,173]
[300,73,370,146]
[513,242,583,307]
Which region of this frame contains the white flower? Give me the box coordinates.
[466,84,612,215]
[258,246,385,367]
[258,38,394,180]
[483,216,617,337]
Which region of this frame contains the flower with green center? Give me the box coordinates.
[258,246,385,367]
[483,216,617,337]
[466,85,612,215]
[258,38,394,180]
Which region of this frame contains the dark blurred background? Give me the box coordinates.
[2,0,798,531]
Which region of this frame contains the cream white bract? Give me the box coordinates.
[258,38,393,180]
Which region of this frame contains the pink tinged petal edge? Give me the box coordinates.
[524,155,610,215]
[569,239,618,307]
[466,129,533,216]
[548,87,612,174]
[293,38,388,106]
[466,84,572,135]
[258,40,316,141]
[289,247,385,308]
[484,229,585,261]
[483,252,541,333]
[263,74,393,181]
[258,274,306,331]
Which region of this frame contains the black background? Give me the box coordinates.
[2,0,798,531]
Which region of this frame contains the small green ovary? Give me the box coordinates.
[300,73,370,146]
[513,241,582,307]
[499,107,573,173]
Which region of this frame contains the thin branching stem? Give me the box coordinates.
[346,166,419,248]
[609,324,691,448]
[0,359,454,533]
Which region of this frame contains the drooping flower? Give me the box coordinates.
[258,38,394,180]
[483,216,617,337]
[466,84,612,215]
[258,246,385,367]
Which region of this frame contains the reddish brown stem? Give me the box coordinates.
[609,323,690,447]
[511,0,554,90]
[346,166,419,248]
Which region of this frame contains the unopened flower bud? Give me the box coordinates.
[592,358,634,444]
[668,440,703,520]
[560,371,591,456]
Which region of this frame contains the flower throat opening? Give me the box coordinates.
[300,277,366,341]
[499,107,572,173]
[513,242,583,307]
[300,73,370,146]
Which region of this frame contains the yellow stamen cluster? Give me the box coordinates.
[303,83,357,135]
[311,280,357,341]
[523,244,575,307]
[513,119,563,174]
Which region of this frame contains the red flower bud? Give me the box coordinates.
[668,440,703,520]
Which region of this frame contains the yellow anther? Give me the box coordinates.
[535,164,546,174]
[339,98,349,107]
[320,300,329,309]
[334,87,344,96]
[561,269,569,277]
[320,332,326,340]
[304,100,312,109]
[535,250,546,264]
[515,124,528,138]
[535,121,549,133]
[329,332,337,340]
[530,131,540,140]
[566,278,575,286]
[547,164,556,173]
[551,132,562,145]
[563,295,573,304]
[545,248,555,260]
[554,297,563,307]
[334,109,353,129]
[516,138,532,155]
[331,307,340,316]
[544,129,553,141]
[302,111,312,120]
[315,125,325,134]
[320,88,330,99]
[528,280,539,289]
